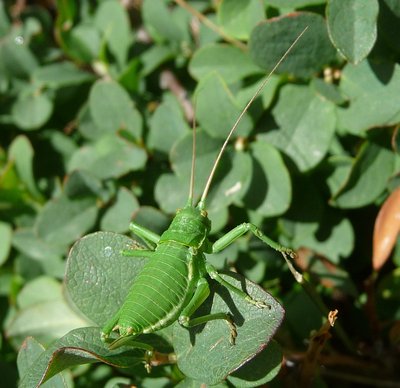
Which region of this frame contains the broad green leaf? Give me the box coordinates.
[0,1,10,37]
[8,135,42,199]
[331,136,396,208]
[64,170,107,200]
[265,84,336,172]
[311,78,346,104]
[35,194,97,246]
[12,228,66,262]
[174,273,284,385]
[217,0,264,40]
[155,173,188,214]
[0,34,38,78]
[33,62,94,88]
[176,378,228,388]
[267,0,326,7]
[337,61,400,134]
[132,206,170,237]
[249,12,336,78]
[294,211,354,263]
[65,23,101,63]
[89,80,142,139]
[65,232,148,325]
[11,92,53,131]
[227,341,282,386]
[283,176,354,262]
[189,44,260,84]
[171,130,252,211]
[243,140,291,217]
[327,0,379,64]
[0,221,12,266]
[195,73,253,139]
[140,45,175,76]
[148,94,190,154]
[68,134,147,180]
[16,276,63,309]
[142,0,183,45]
[324,156,353,196]
[236,75,280,115]
[17,337,71,388]
[101,188,140,233]
[18,327,148,388]
[6,297,88,348]
[94,0,131,67]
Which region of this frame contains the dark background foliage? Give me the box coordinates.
[1,0,400,386]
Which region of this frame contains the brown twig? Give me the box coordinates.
[174,0,247,51]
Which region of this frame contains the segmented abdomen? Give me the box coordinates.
[118,241,193,334]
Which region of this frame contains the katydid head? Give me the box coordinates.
[159,205,211,248]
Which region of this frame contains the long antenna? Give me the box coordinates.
[197,27,308,210]
[188,102,197,205]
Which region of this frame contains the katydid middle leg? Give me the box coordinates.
[212,222,295,257]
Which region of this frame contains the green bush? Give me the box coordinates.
[1,0,400,386]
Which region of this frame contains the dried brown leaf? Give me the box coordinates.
[372,187,400,271]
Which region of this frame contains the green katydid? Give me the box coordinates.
[101,28,307,368]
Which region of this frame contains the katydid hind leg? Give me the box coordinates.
[178,277,237,344]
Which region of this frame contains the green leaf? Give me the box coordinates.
[65,23,101,63]
[171,130,252,211]
[65,232,148,325]
[12,228,66,262]
[6,296,88,348]
[155,173,188,214]
[227,341,282,386]
[327,0,379,64]
[337,61,400,134]
[174,273,284,385]
[243,140,291,217]
[94,0,132,67]
[0,1,10,37]
[265,84,336,172]
[148,94,190,154]
[12,92,53,131]
[331,135,396,208]
[16,276,63,309]
[249,12,336,78]
[195,73,253,139]
[189,44,260,84]
[100,188,140,233]
[0,34,39,78]
[17,337,70,387]
[142,0,183,45]
[267,0,326,7]
[217,0,265,40]
[8,135,42,199]
[132,206,170,237]
[68,134,147,180]
[35,194,98,246]
[18,327,148,388]
[32,62,95,88]
[89,80,142,139]
[140,45,175,77]
[0,221,12,266]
